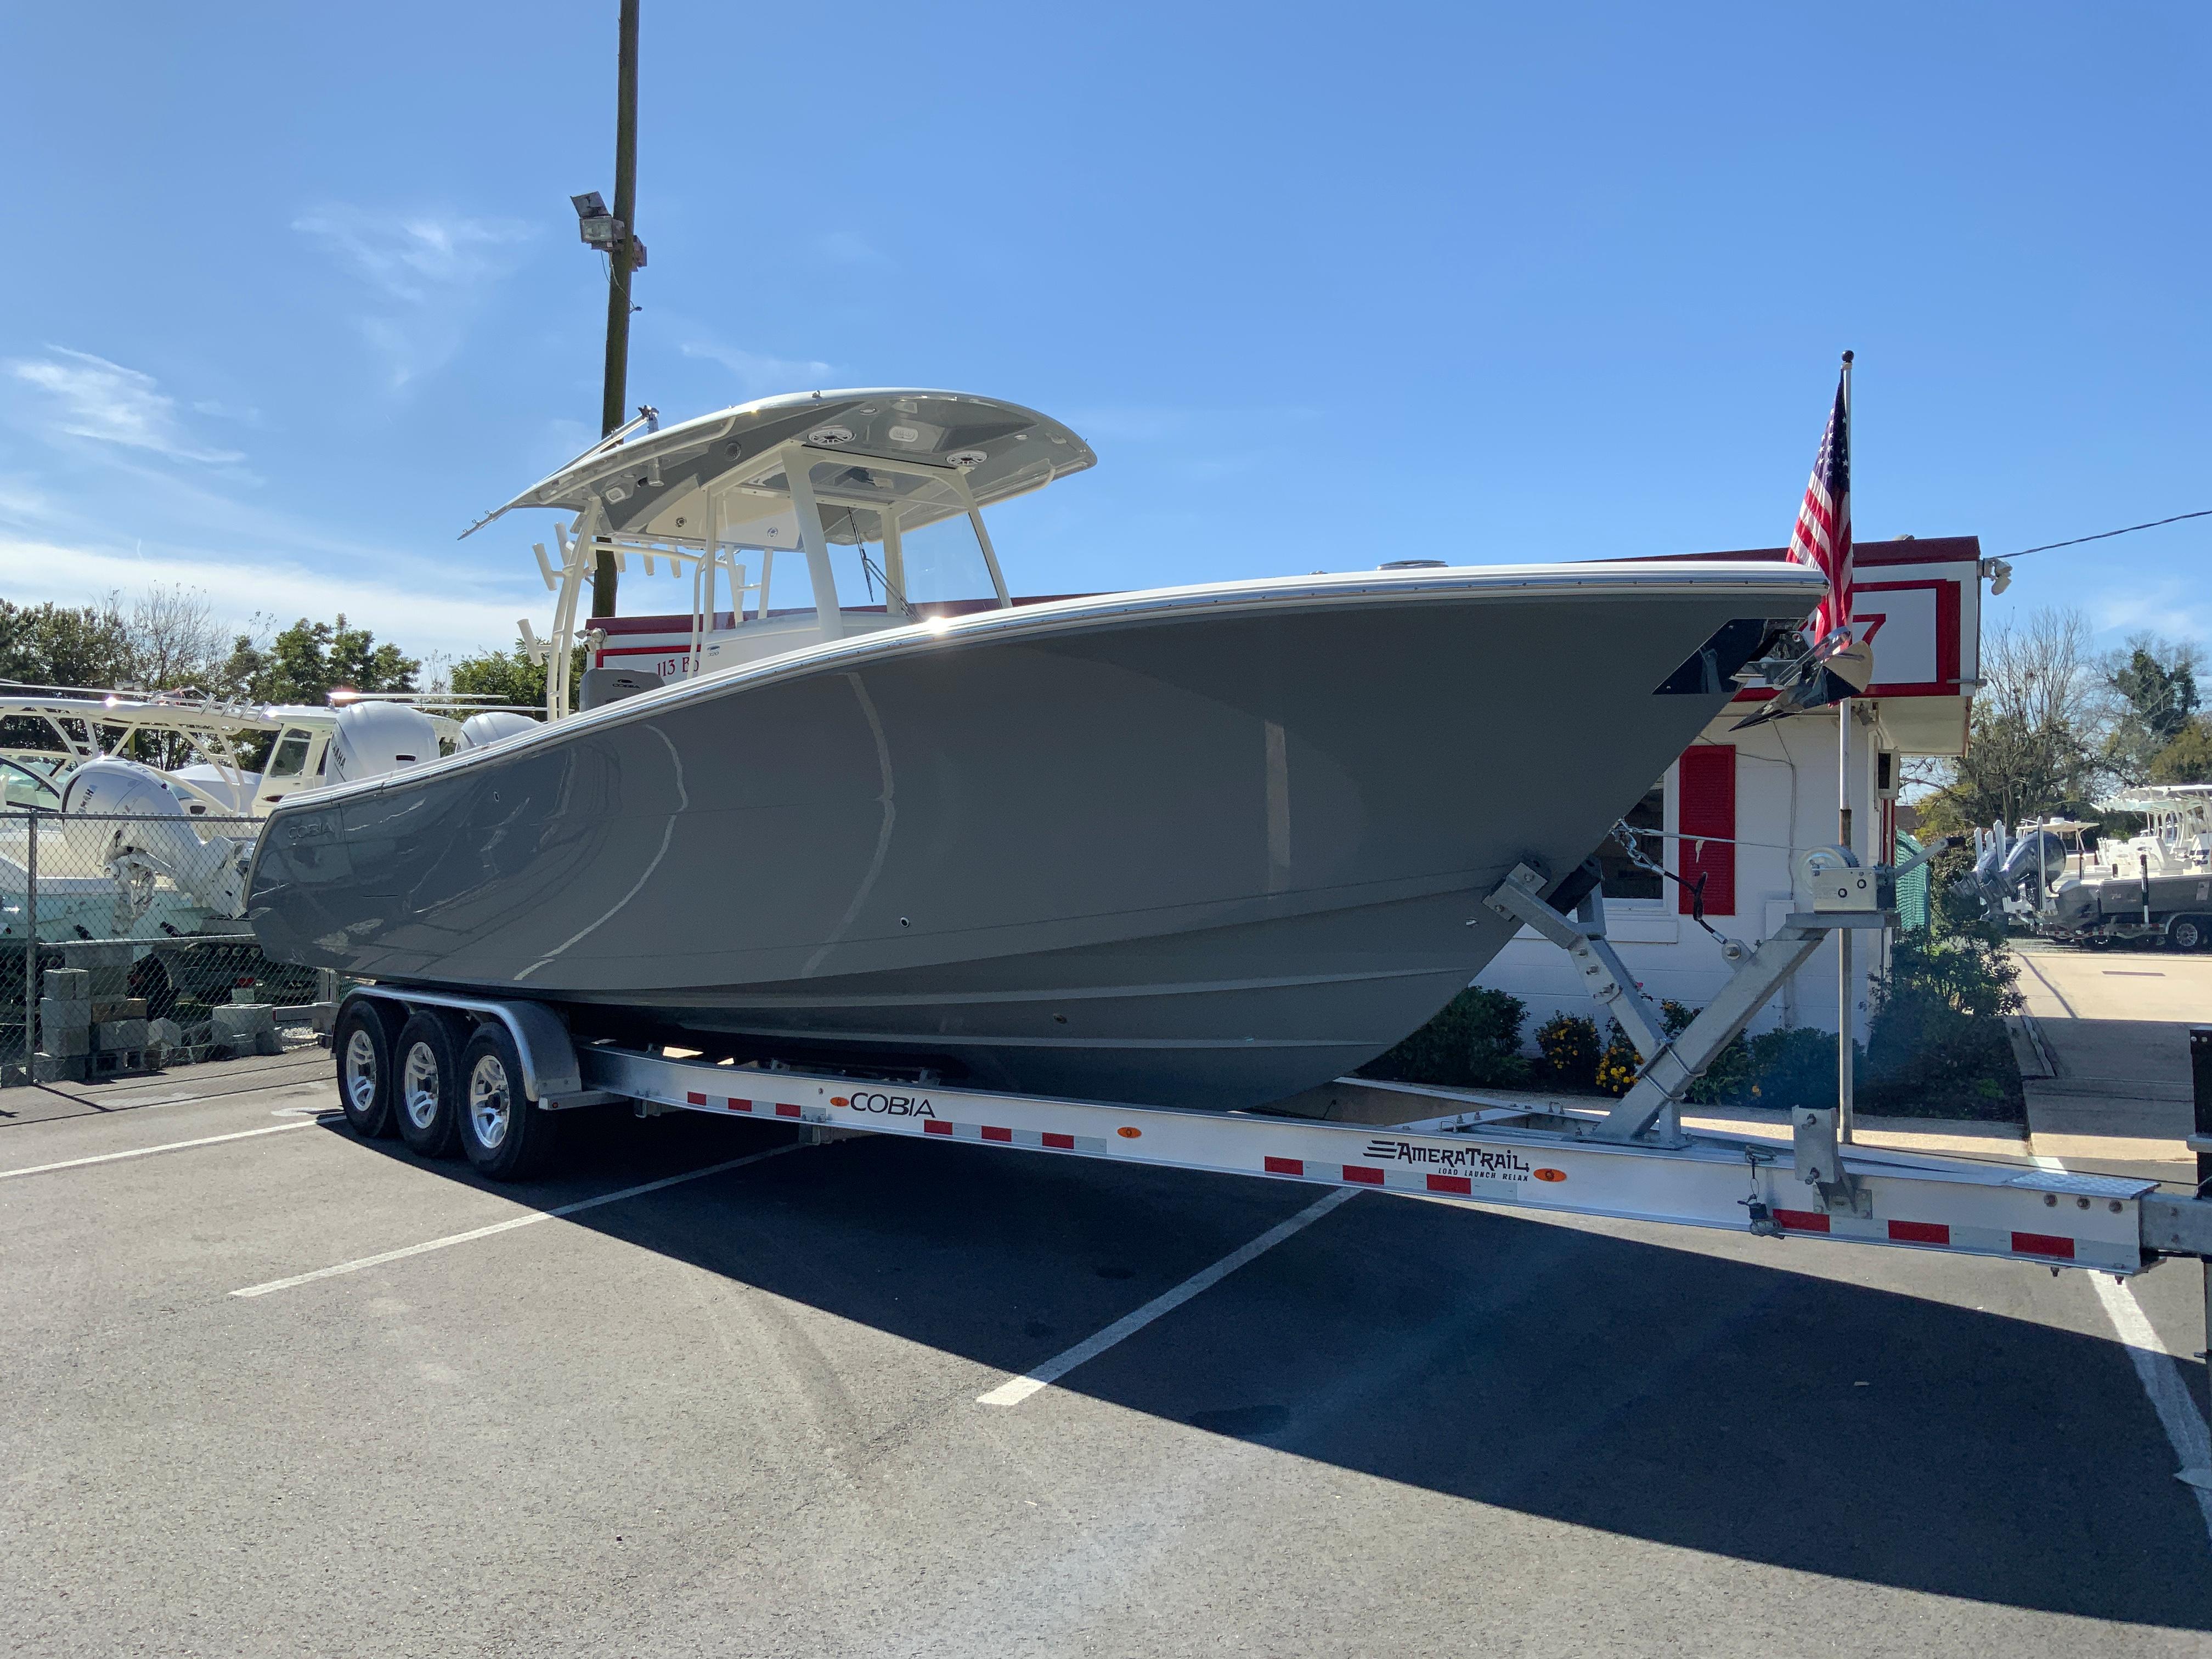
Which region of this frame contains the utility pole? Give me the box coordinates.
[594,0,641,622]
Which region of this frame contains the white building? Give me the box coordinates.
[1479,536,1986,1043]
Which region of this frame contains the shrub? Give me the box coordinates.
[1861,925,2026,1120]
[1533,1013,1600,1090]
[1359,985,1531,1088]
[1743,1026,1861,1109]
[1594,1020,1640,1096]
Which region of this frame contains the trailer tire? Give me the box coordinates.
[456,1023,559,1181]
[2170,915,2209,952]
[334,1000,398,1139]
[392,1010,465,1159]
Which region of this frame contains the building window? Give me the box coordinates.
[1598,783,1666,901]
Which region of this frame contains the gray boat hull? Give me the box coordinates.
[246,566,1821,1108]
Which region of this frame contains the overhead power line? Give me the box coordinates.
[2008,508,2212,558]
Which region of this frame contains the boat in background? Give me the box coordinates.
[246,389,1827,1110]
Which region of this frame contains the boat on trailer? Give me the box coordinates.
[245,388,1826,1110]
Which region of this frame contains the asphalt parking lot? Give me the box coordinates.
[4,1049,2211,1657]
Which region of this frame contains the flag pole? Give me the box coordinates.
[1836,349,1856,1143]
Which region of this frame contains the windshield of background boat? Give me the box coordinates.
[1,758,59,808]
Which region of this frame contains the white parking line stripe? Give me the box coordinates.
[1,1120,324,1180]
[2032,1150,2212,1544]
[230,1145,797,1299]
[2090,1273,2212,1541]
[977,1187,1361,1407]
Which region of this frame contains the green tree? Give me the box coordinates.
[2148,717,2212,785]
[450,640,551,709]
[222,616,419,704]
[2104,635,2200,783]
[0,599,134,689]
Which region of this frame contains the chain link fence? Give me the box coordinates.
[0,807,329,1084]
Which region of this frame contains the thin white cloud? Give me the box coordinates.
[815,230,887,266]
[294,206,534,388]
[0,533,540,662]
[5,348,245,464]
[292,207,533,304]
[2094,578,2212,647]
[0,476,52,523]
[680,339,835,398]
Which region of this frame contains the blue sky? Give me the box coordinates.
[1,2,2204,665]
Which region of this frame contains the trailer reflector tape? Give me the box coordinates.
[603,1047,2152,1276]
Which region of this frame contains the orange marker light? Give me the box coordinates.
[1534,1168,1567,1183]
[1116,1126,1142,1139]
[830,1096,849,1108]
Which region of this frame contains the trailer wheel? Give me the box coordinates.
[392,1011,465,1159]
[2171,915,2209,952]
[456,1023,560,1181]
[333,1000,398,1139]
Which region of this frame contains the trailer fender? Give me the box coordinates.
[334,986,582,1104]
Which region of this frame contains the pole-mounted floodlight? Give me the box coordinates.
[570,191,644,267]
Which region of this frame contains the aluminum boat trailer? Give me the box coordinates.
[328,847,2212,1299]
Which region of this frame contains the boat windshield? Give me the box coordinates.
[802,458,1001,612]
[266,728,315,780]
[0,758,61,809]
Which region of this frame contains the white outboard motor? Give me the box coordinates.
[455,711,540,749]
[326,703,440,785]
[58,758,251,918]
[168,763,259,815]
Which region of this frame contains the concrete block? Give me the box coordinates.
[41,969,91,1003]
[55,941,131,971]
[38,997,91,1033]
[95,1018,150,1051]
[211,1003,281,1056]
[32,1051,88,1082]
[41,1021,91,1058]
[149,1018,185,1049]
[91,997,148,1023]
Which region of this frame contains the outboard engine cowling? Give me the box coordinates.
[456,711,541,749]
[326,703,440,785]
[58,758,250,917]
[2000,830,2068,900]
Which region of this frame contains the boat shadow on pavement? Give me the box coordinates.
[320,1107,2212,1633]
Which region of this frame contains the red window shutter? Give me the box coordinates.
[1677,745,1736,916]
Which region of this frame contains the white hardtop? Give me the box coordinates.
[482,390,1099,719]
[2100,784,2212,819]
[471,388,1095,548]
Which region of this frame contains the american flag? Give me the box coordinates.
[1787,361,1852,644]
